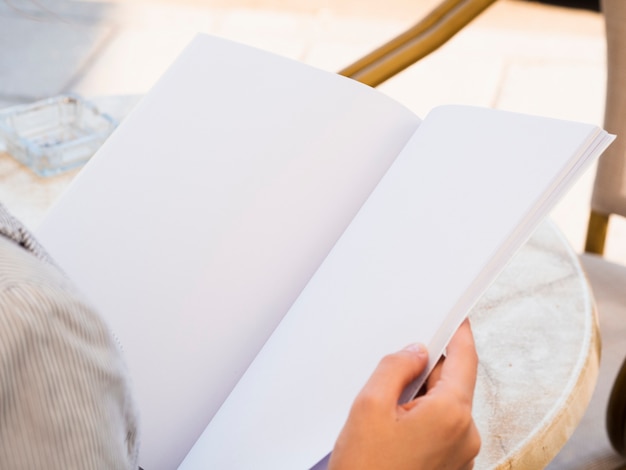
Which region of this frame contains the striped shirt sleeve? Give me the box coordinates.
[0,204,140,469]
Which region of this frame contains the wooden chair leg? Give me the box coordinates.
[607,356,626,456]
[585,210,609,255]
[338,0,497,87]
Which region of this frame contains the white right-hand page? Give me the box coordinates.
[179,105,611,469]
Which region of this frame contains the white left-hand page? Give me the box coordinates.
[35,34,420,469]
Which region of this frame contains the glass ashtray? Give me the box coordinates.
[0,94,117,177]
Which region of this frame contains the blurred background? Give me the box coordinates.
[0,0,616,262]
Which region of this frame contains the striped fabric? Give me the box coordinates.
[0,205,139,469]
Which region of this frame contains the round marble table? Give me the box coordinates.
[0,96,599,469]
[470,220,599,469]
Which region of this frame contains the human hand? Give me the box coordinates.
[328,319,480,470]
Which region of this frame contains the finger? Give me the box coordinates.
[438,319,478,402]
[460,461,475,470]
[359,344,429,407]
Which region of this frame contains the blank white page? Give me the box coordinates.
[179,105,610,469]
[35,35,420,470]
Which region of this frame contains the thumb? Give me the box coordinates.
[359,344,429,407]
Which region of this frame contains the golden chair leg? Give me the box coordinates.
[339,0,498,87]
[585,211,609,255]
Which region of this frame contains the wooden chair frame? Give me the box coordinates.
[585,211,609,255]
[339,0,498,87]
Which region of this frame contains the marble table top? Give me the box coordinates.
[0,95,598,469]
[470,221,598,468]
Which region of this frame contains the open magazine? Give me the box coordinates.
[35,34,613,469]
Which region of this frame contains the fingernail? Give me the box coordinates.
[403,343,427,356]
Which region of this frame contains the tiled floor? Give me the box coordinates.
[2,0,625,468]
